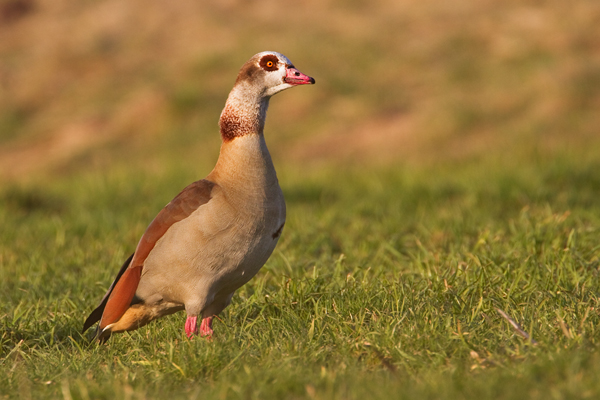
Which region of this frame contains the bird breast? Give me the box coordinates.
[137,152,285,305]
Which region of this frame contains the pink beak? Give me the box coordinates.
[284,67,315,85]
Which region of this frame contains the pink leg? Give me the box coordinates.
[185,315,198,339]
[200,316,214,337]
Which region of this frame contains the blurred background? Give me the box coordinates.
[0,0,599,181]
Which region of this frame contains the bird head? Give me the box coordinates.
[235,51,315,98]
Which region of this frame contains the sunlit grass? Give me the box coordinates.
[2,0,600,398]
[2,152,600,398]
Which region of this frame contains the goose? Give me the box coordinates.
[83,51,315,341]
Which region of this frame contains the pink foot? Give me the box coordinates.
[185,316,198,338]
[200,316,214,337]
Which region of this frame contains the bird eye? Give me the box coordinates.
[260,56,279,71]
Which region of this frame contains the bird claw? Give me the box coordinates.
[200,316,214,338]
[185,315,198,338]
[185,315,213,339]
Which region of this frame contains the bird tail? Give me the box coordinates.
[82,253,134,336]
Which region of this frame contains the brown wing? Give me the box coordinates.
[87,179,216,334]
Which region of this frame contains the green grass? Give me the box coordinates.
[2,152,600,399]
[2,0,600,397]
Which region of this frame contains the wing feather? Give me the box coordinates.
[83,179,216,335]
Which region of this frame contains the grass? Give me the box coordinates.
[1,151,600,399]
[3,0,600,175]
[2,0,600,398]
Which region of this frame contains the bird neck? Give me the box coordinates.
[209,133,278,195]
[219,84,270,142]
[211,85,278,191]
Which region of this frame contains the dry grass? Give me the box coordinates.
[1,0,599,179]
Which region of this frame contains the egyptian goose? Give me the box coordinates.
[83,51,315,341]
